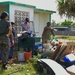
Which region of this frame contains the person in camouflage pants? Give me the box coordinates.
[0,36,9,63]
[0,11,12,69]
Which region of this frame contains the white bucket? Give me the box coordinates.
[18,52,25,61]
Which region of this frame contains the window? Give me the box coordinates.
[14,10,30,33]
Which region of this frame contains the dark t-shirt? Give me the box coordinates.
[0,19,10,35]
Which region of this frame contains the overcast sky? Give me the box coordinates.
[0,0,67,23]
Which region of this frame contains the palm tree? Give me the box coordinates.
[57,0,75,18]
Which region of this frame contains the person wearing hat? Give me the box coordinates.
[42,22,55,44]
[0,11,12,69]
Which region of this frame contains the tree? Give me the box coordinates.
[61,20,72,26]
[51,20,56,26]
[71,22,75,26]
[56,19,75,26]
[57,0,75,18]
[56,23,61,26]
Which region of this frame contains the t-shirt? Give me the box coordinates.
[21,22,30,33]
[0,19,10,35]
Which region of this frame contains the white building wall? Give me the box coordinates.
[9,5,34,22]
[9,5,50,37]
[34,12,50,37]
[39,13,50,37]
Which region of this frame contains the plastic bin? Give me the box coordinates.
[24,51,32,62]
[35,44,42,49]
[35,37,41,42]
[18,37,35,50]
[63,54,75,63]
[18,52,25,61]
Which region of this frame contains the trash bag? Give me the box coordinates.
[20,32,31,42]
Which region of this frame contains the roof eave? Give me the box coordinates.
[35,8,56,14]
[0,1,36,8]
[0,1,56,13]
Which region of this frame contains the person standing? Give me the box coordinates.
[22,18,31,33]
[8,22,15,59]
[0,11,12,69]
[42,22,55,43]
[21,18,34,56]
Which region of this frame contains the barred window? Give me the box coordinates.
[14,10,30,33]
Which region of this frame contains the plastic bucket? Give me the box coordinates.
[24,51,32,62]
[18,52,25,61]
[59,42,62,45]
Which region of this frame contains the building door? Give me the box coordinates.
[34,13,40,36]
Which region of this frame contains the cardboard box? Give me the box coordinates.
[67,71,75,75]
[60,42,75,58]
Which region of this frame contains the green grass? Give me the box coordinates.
[0,54,49,75]
[0,63,36,75]
[0,58,38,75]
[66,36,75,40]
[56,35,75,40]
